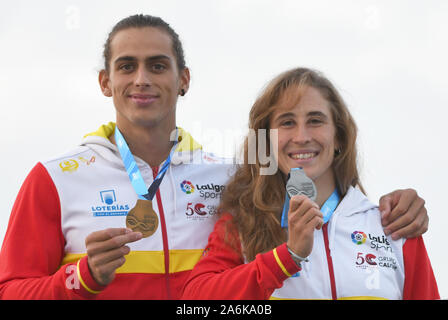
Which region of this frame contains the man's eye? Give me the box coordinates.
[119,64,134,72]
[151,63,166,72]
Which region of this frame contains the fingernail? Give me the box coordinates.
[384,228,391,236]
[391,233,399,241]
[135,232,143,239]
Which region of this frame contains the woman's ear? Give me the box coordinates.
[334,138,342,156]
[99,70,112,97]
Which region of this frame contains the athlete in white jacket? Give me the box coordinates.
[271,186,436,300]
[0,16,432,300]
[182,67,439,300]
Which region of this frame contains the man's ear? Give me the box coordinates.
[99,69,112,97]
[178,67,190,96]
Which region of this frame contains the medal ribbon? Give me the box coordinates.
[281,188,340,228]
[114,127,178,201]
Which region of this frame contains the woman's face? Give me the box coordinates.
[269,86,338,187]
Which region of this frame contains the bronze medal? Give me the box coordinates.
[126,199,159,238]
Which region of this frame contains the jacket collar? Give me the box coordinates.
[82,122,203,166]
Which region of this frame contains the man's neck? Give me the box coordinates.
[111,122,176,168]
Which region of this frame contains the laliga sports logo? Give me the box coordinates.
[351,230,394,252]
[351,231,367,245]
[180,180,195,194]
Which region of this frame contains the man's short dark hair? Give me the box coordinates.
[103,14,186,72]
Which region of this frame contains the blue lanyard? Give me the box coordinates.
[281,188,340,228]
[114,127,178,201]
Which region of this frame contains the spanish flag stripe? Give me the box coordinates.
[61,249,204,274]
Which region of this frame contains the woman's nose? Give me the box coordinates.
[291,126,311,144]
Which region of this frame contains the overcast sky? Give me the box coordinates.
[1,0,447,298]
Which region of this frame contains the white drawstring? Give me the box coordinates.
[168,163,177,217]
[329,209,339,255]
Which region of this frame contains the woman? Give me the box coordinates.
[182,67,439,300]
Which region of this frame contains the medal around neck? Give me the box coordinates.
[114,126,178,236]
[126,199,159,238]
[286,168,317,201]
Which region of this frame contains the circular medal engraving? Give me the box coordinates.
[286,168,317,201]
[126,199,159,238]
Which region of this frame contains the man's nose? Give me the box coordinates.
[135,67,151,87]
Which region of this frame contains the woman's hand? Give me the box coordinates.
[286,195,324,258]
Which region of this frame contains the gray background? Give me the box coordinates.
[0,0,446,298]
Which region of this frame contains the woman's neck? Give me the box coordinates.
[314,170,337,208]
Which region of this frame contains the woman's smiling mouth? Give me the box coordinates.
[289,151,318,160]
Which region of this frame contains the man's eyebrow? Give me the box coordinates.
[114,56,136,64]
[113,55,172,65]
[146,54,171,62]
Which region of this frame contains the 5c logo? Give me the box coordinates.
[356,252,377,266]
[185,202,207,216]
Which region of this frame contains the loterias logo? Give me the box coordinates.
[91,190,130,216]
[180,180,225,200]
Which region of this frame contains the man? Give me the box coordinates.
[0,14,428,299]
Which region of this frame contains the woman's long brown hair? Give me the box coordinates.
[219,67,365,261]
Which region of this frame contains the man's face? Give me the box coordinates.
[100,27,189,130]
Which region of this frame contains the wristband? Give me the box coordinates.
[287,246,309,266]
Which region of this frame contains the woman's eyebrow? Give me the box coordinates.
[273,112,295,122]
[307,111,329,119]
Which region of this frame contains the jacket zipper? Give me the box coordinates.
[152,167,171,299]
[322,224,337,300]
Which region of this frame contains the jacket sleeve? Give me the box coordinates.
[0,162,105,299]
[181,214,300,300]
[402,236,440,300]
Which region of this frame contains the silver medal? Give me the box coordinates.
[286,168,317,201]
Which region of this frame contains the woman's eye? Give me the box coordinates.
[281,120,294,127]
[309,118,323,125]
